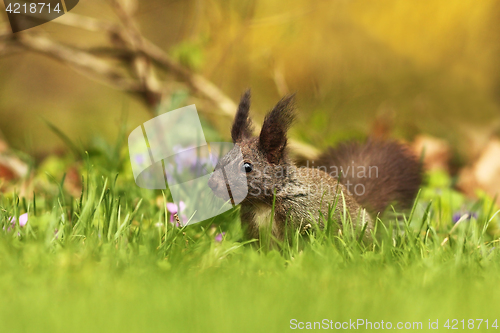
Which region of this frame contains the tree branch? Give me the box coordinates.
[0,6,320,159]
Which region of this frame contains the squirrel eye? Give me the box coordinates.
[243,162,253,173]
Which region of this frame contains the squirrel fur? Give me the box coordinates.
[208,90,422,240]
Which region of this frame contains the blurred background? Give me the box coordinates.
[0,0,499,202]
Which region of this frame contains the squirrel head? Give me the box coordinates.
[208,90,296,203]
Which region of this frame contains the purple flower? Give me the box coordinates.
[18,213,28,227]
[134,154,146,165]
[173,147,196,174]
[164,163,175,183]
[166,201,187,225]
[166,201,186,215]
[215,232,226,242]
[452,211,477,224]
[3,213,28,231]
[171,145,211,176]
[3,219,12,231]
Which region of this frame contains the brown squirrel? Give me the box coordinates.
[208,90,422,241]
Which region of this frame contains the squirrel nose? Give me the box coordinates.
[208,177,218,191]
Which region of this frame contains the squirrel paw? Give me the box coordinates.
[300,223,312,235]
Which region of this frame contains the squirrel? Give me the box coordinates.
[207,90,422,241]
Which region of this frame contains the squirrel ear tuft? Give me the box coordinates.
[231,90,253,143]
[259,94,296,164]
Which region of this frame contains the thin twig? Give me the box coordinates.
[111,0,162,106]
[11,32,141,92]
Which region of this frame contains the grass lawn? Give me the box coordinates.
[0,150,499,333]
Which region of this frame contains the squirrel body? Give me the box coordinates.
[208,91,421,241]
[239,163,372,240]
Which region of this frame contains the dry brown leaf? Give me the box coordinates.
[412,134,451,172]
[457,138,500,204]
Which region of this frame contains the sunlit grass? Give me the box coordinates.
[0,148,499,332]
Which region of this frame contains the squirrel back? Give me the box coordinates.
[313,140,422,215]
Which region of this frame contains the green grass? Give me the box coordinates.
[0,149,499,333]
